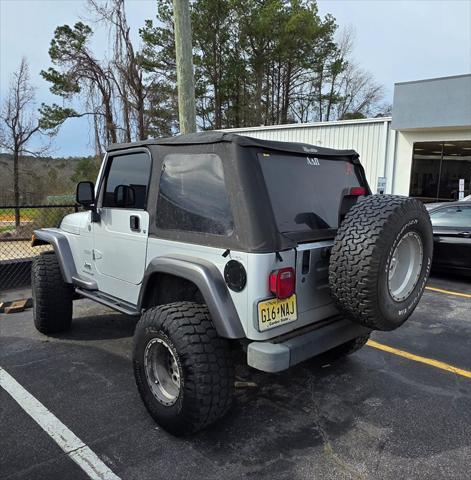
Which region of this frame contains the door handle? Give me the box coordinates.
[130,215,140,232]
[457,231,471,238]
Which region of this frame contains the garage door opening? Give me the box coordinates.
[409,141,471,202]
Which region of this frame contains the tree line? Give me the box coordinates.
[39,0,387,153]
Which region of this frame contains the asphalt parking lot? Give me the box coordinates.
[1,274,470,480]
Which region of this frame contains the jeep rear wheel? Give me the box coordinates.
[329,195,433,331]
[32,252,73,334]
[133,302,234,436]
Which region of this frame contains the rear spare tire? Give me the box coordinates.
[329,195,432,331]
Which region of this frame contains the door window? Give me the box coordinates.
[156,153,234,235]
[430,206,471,228]
[102,152,151,209]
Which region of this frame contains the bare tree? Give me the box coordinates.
[335,64,384,119]
[88,0,150,139]
[0,58,47,226]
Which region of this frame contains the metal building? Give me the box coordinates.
[222,74,471,201]
[222,117,395,194]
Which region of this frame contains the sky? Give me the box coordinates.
[0,0,470,157]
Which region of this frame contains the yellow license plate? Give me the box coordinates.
[258,295,297,332]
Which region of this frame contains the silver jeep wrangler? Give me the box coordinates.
[32,132,433,435]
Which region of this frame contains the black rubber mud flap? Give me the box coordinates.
[329,195,433,331]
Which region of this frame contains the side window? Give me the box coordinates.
[102,152,151,209]
[156,153,234,235]
[431,206,471,228]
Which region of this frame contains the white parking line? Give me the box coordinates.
[0,367,121,480]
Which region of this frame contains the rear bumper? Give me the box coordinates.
[247,318,370,372]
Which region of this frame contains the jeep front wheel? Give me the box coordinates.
[32,252,73,334]
[329,195,433,331]
[133,302,234,436]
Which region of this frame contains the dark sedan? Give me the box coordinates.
[428,201,471,275]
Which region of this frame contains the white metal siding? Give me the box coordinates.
[221,118,393,193]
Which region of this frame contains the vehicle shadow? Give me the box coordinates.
[429,270,471,284]
[49,310,138,341]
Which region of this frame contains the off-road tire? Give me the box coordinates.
[326,334,370,361]
[329,195,433,331]
[133,302,234,436]
[32,252,73,334]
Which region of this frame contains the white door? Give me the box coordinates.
[93,150,152,298]
[93,208,149,284]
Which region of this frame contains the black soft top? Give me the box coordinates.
[106,131,369,253]
[107,131,359,161]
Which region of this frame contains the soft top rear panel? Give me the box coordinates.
[107,132,359,161]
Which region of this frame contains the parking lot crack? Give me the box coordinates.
[307,376,366,480]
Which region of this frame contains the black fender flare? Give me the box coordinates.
[138,254,245,339]
[32,229,77,284]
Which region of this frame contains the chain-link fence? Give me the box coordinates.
[0,204,78,290]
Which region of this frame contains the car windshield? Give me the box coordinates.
[259,153,363,234]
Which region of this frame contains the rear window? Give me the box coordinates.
[259,153,362,234]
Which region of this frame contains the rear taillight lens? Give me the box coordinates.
[349,187,366,196]
[269,267,295,299]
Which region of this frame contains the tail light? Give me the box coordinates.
[269,267,295,299]
[349,187,366,196]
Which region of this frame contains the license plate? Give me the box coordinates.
[258,295,297,332]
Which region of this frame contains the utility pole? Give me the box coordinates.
[172,0,197,134]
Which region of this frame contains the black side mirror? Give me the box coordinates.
[114,185,136,208]
[76,181,95,207]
